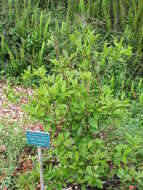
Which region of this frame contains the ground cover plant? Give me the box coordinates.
[0,0,143,189]
[0,122,25,189]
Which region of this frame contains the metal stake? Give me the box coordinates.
[38,146,44,190]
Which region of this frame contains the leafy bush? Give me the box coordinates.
[21,25,143,189]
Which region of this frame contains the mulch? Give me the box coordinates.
[0,81,36,130]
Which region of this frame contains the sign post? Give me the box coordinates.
[38,146,44,190]
[26,130,50,190]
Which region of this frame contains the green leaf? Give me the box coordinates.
[117,168,124,179]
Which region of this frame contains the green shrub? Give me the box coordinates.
[21,26,143,189]
[22,67,143,189]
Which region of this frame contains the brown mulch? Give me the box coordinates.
[0,81,35,130]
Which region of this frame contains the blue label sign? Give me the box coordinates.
[26,130,50,148]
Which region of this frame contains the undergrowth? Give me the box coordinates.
[0,122,25,189]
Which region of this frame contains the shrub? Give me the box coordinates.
[21,26,143,189]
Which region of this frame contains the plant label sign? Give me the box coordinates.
[26,130,50,190]
[26,130,50,148]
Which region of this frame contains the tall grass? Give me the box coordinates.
[0,0,142,76]
[0,0,53,76]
